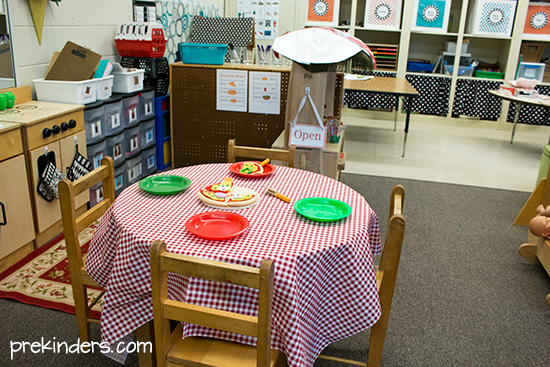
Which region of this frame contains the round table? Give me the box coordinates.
[87,163,381,367]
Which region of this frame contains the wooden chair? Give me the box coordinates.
[58,156,115,344]
[228,139,296,168]
[318,184,406,367]
[150,240,287,367]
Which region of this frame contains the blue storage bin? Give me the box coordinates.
[444,64,474,77]
[407,61,435,73]
[180,43,228,65]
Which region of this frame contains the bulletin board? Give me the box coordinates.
[170,63,344,168]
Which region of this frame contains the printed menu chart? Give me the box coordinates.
[249,71,281,114]
[216,69,248,112]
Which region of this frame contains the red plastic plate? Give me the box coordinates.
[185,211,250,240]
[229,162,276,178]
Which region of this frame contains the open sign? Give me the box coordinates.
[289,124,326,149]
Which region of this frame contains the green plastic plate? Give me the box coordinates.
[138,175,191,195]
[294,197,352,222]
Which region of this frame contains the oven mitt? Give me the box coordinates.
[66,146,93,182]
[37,160,66,202]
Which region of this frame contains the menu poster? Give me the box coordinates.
[249,71,281,115]
[217,69,248,112]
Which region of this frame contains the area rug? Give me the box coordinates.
[0,223,102,319]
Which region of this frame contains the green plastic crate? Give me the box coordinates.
[474,70,505,79]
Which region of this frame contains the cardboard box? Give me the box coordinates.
[272,129,345,180]
[45,41,101,81]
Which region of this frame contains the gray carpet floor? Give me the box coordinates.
[1,173,549,367]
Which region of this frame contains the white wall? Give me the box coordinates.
[8,0,132,90]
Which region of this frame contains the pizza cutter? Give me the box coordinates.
[240,158,270,174]
[265,187,290,203]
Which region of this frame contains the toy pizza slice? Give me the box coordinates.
[239,161,264,175]
[227,192,259,207]
[206,177,233,193]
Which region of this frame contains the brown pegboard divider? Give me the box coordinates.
[170,63,343,168]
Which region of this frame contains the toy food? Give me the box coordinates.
[198,177,259,207]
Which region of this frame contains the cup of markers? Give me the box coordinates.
[0,91,14,110]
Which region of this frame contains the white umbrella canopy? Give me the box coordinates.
[272,27,375,67]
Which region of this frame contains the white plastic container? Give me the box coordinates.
[141,144,157,177]
[124,124,141,158]
[96,75,114,100]
[111,62,145,93]
[517,62,546,82]
[140,117,156,150]
[445,42,468,54]
[125,153,143,186]
[34,78,97,105]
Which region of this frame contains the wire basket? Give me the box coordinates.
[521,43,545,63]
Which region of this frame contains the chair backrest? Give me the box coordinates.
[228,139,296,168]
[150,240,275,367]
[58,156,115,278]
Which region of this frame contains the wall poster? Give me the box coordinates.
[248,71,281,114]
[238,0,279,40]
[305,0,340,26]
[217,69,248,112]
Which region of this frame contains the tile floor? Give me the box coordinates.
[341,107,550,192]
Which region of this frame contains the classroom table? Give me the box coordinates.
[488,90,550,144]
[344,76,419,157]
[86,163,382,367]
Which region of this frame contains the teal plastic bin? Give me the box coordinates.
[537,145,550,183]
[179,43,227,65]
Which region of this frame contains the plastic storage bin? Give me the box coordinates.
[120,92,141,128]
[34,78,97,105]
[96,75,114,100]
[445,42,468,53]
[466,0,517,37]
[89,182,104,208]
[125,153,143,187]
[141,144,157,177]
[105,132,126,167]
[114,163,126,197]
[411,0,452,33]
[406,61,435,72]
[112,67,145,94]
[179,43,227,65]
[474,70,505,79]
[140,117,156,150]
[441,52,471,66]
[83,101,105,145]
[86,139,107,170]
[124,124,141,158]
[103,95,124,136]
[444,64,475,77]
[517,62,546,82]
[140,86,156,120]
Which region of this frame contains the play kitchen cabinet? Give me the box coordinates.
[0,122,35,271]
[0,95,88,248]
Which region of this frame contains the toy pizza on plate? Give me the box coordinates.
[198,177,260,208]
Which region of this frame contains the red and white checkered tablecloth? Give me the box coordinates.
[87,163,381,367]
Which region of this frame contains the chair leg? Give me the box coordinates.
[73,284,92,344]
[367,311,389,367]
[136,320,156,367]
